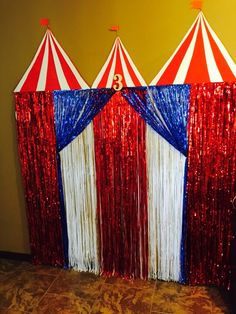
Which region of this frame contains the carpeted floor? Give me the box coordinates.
[0,258,231,313]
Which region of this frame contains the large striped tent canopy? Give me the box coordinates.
[150,12,236,85]
[14,29,89,92]
[92,37,146,88]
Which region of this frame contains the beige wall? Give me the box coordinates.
[0,0,236,253]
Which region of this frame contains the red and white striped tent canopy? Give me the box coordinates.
[150,12,236,85]
[14,29,89,92]
[92,37,146,88]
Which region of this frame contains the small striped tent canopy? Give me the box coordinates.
[150,12,236,85]
[92,37,146,88]
[14,29,89,92]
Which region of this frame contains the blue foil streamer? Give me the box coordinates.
[122,85,190,156]
[53,89,115,151]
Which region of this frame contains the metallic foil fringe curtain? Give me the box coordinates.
[186,82,236,289]
[53,89,115,151]
[53,89,115,272]
[15,92,64,266]
[122,85,190,156]
[122,86,190,281]
[146,128,186,281]
[15,84,235,289]
[93,92,148,279]
[59,124,99,273]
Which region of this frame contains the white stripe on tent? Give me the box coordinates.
[200,14,222,82]
[106,44,118,88]
[36,34,49,91]
[119,41,135,87]
[14,32,47,92]
[49,34,70,90]
[150,14,200,85]
[202,12,236,78]
[51,32,89,89]
[174,17,200,84]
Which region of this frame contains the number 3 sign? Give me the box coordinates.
[113,74,123,91]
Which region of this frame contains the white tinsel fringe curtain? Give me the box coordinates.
[147,126,186,281]
[60,123,99,273]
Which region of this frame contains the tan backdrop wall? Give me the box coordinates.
[0,0,235,254]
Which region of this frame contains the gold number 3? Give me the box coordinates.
[113,74,123,91]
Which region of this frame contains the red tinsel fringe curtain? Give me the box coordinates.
[186,82,236,288]
[15,92,64,266]
[93,92,148,279]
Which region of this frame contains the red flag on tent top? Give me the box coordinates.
[14,29,89,92]
[92,37,146,88]
[40,18,50,27]
[191,0,203,10]
[150,12,236,85]
[109,25,119,32]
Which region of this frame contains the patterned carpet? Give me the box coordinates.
[0,258,231,313]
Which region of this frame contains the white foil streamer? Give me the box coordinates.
[60,123,99,273]
[147,126,186,281]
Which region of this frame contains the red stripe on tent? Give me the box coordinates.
[97,46,117,88]
[45,41,61,90]
[119,42,142,86]
[20,37,47,92]
[156,19,199,85]
[112,44,127,87]
[93,92,148,279]
[185,23,210,83]
[203,19,236,82]
[50,35,83,89]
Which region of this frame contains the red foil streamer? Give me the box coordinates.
[186,82,236,288]
[15,92,64,266]
[93,92,148,279]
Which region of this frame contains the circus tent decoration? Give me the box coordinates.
[150,11,236,85]
[92,37,146,88]
[14,25,90,266]
[149,7,236,288]
[92,36,149,279]
[93,38,188,281]
[14,28,89,92]
[14,21,91,95]
[146,8,236,286]
[14,8,235,290]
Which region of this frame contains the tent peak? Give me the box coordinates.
[14,28,89,92]
[92,36,146,88]
[150,11,236,85]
